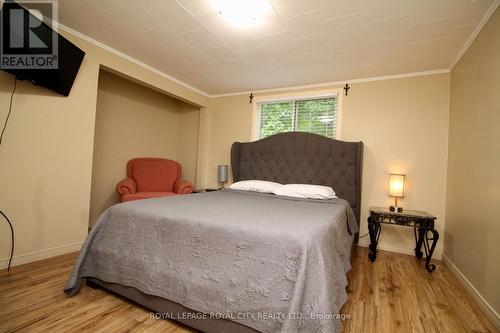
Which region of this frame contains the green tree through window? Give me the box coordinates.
[259,102,294,139]
[259,97,337,139]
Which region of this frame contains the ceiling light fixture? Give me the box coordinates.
[212,0,272,27]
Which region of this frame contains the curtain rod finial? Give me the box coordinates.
[344,84,350,96]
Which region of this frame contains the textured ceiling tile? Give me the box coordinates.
[269,0,324,19]
[300,51,337,65]
[220,32,260,52]
[243,14,287,39]
[145,1,202,34]
[282,10,332,39]
[180,29,224,50]
[322,12,371,39]
[203,47,241,63]
[175,0,217,17]
[57,0,496,94]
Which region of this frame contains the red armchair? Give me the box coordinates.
[116,158,193,202]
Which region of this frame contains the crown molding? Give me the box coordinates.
[449,0,499,71]
[210,69,450,98]
[48,11,500,98]
[53,22,211,98]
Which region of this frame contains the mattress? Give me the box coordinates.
[65,190,358,333]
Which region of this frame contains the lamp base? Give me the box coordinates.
[389,206,403,213]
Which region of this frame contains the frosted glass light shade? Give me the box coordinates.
[218,165,228,184]
[389,174,405,198]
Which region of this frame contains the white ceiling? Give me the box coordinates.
[57,0,495,95]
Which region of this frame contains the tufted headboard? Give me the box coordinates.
[231,132,363,234]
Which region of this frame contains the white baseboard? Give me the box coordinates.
[442,254,500,329]
[357,238,442,260]
[0,241,83,269]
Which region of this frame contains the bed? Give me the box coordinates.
[65,132,363,333]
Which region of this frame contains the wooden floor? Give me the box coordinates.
[0,247,497,333]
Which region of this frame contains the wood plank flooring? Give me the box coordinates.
[0,247,497,333]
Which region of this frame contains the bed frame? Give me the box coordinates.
[88,132,363,333]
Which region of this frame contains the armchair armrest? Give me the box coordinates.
[116,177,137,195]
[173,179,193,194]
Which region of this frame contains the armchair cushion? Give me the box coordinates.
[116,177,137,195]
[174,179,193,194]
[130,159,180,192]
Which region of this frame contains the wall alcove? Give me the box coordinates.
[89,69,200,227]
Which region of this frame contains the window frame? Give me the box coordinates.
[251,89,343,141]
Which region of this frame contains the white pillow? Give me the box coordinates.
[230,180,282,193]
[273,184,336,200]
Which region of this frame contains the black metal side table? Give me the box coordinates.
[367,207,439,272]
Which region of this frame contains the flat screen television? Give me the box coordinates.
[0,1,85,96]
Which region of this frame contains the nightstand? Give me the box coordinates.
[368,207,439,272]
[193,188,219,193]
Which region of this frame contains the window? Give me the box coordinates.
[258,96,338,139]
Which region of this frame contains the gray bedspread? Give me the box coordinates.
[65,190,358,333]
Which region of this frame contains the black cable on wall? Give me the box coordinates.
[0,211,14,270]
[0,77,17,145]
[1,76,17,271]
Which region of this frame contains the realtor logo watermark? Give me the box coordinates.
[0,0,58,69]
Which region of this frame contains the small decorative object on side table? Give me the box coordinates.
[217,165,228,189]
[367,207,439,272]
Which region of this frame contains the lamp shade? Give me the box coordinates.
[389,174,405,197]
[218,165,228,183]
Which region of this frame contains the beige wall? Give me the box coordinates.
[0,59,99,266]
[0,28,207,267]
[89,71,199,226]
[204,74,450,258]
[445,8,500,321]
[177,103,200,186]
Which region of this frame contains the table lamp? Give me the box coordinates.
[389,174,405,212]
[218,165,228,189]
